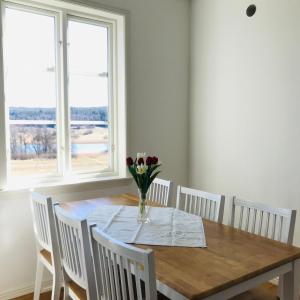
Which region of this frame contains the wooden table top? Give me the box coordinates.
[60,193,300,300]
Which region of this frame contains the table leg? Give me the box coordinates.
[280,259,300,300]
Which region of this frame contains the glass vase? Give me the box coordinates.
[137,190,150,223]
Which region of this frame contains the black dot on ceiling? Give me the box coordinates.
[246,4,256,17]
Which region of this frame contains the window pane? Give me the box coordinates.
[71,124,109,173]
[68,19,110,173]
[4,8,58,177]
[10,124,57,176]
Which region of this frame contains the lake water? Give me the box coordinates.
[72,143,108,154]
[14,143,108,155]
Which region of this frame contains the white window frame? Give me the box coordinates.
[0,0,127,189]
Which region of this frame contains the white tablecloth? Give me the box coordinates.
[87,205,207,248]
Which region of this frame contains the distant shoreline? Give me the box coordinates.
[9,106,108,122]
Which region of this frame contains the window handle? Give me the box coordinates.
[46,67,55,72]
[98,72,108,77]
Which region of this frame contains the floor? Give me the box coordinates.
[12,283,278,300]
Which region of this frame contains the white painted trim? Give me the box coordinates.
[60,9,70,177]
[0,279,53,300]
[0,176,132,195]
[0,0,8,188]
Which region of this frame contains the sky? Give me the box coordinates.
[4,7,109,108]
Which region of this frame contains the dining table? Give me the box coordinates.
[60,193,300,300]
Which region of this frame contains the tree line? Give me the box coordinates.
[9,107,108,121]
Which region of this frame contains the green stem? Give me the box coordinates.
[139,192,147,215]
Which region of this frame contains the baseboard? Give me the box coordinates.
[0,279,52,300]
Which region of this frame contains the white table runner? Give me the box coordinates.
[87,205,207,248]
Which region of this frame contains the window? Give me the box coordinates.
[68,18,110,173]
[5,7,58,177]
[0,0,126,188]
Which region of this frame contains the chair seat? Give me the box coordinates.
[40,249,52,265]
[69,280,87,300]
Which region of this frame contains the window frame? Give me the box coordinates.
[0,0,127,189]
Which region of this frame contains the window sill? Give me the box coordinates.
[0,175,133,195]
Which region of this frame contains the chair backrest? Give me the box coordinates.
[31,192,57,253]
[230,196,297,244]
[54,205,97,299]
[147,177,173,206]
[176,186,225,223]
[91,226,157,300]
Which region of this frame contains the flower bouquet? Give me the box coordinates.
[126,153,161,223]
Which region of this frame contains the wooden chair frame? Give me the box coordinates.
[31,192,62,300]
[176,186,225,223]
[230,196,296,244]
[147,177,173,207]
[230,196,297,298]
[54,204,97,300]
[91,226,157,300]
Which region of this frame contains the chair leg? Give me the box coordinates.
[277,275,283,299]
[51,272,61,300]
[63,284,71,300]
[279,258,300,300]
[34,258,44,300]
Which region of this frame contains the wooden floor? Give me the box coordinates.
[12,283,278,300]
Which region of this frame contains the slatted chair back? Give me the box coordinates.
[176,186,225,223]
[31,192,57,252]
[147,177,173,206]
[91,227,157,300]
[54,205,97,299]
[230,197,296,244]
[31,193,62,300]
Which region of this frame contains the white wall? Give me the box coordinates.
[190,0,300,246]
[104,0,190,186]
[0,0,190,297]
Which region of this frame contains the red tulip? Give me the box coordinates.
[126,157,134,166]
[152,156,158,164]
[138,157,144,165]
[146,156,153,165]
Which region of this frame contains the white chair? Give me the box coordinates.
[91,226,157,300]
[147,177,173,206]
[30,192,62,300]
[54,205,97,300]
[230,196,297,299]
[230,196,296,244]
[176,186,225,223]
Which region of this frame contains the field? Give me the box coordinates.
[71,126,108,144]
[11,152,109,176]
[10,127,109,176]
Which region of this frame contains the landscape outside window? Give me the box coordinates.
[68,19,110,173]
[4,7,110,178]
